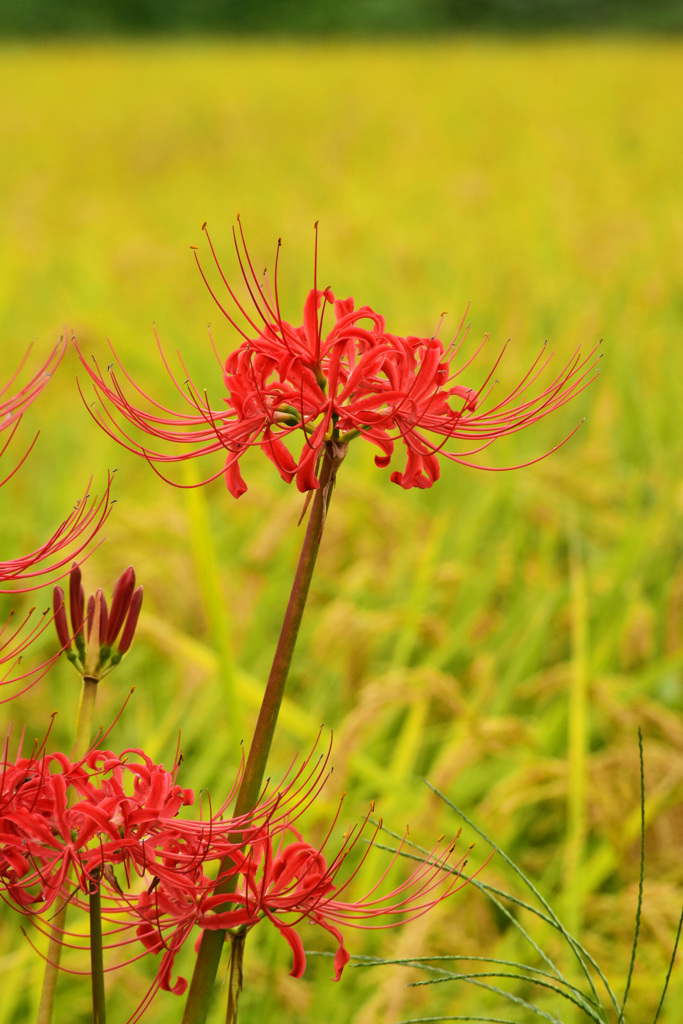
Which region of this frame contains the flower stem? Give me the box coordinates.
[36,908,65,1024]
[236,441,346,816]
[226,931,246,1024]
[89,874,107,1024]
[76,676,99,758]
[36,674,99,1022]
[180,441,347,1024]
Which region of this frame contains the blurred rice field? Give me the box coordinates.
[1,35,683,1024]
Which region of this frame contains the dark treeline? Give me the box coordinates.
[1,0,682,35]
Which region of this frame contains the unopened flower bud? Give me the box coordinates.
[86,594,95,641]
[69,563,85,637]
[98,590,109,645]
[106,566,136,645]
[52,586,71,651]
[83,589,106,678]
[59,568,143,680]
[117,585,143,655]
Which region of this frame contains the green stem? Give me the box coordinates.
[37,674,99,1023]
[36,905,66,1024]
[76,676,99,759]
[89,874,107,1024]
[226,931,246,1024]
[181,441,347,1024]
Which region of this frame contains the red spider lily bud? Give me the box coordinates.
[97,590,109,644]
[56,568,143,681]
[117,585,143,655]
[83,589,106,678]
[52,586,71,650]
[86,593,95,640]
[69,563,85,634]
[85,590,108,643]
[68,564,87,663]
[105,565,136,645]
[53,586,82,670]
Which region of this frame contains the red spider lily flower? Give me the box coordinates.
[2,734,475,1020]
[102,808,475,1014]
[0,746,199,916]
[3,737,337,1018]
[0,475,113,595]
[0,733,333,917]
[53,563,144,681]
[76,223,599,498]
[224,817,474,982]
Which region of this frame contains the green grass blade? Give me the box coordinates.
[652,906,683,1024]
[372,830,604,1018]
[425,784,620,1017]
[617,729,646,1023]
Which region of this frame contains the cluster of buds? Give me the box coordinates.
[53,564,143,681]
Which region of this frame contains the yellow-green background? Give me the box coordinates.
[1,36,682,1023]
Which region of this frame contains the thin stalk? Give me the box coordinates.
[181,441,347,1024]
[37,673,99,1023]
[36,908,65,1024]
[75,676,99,758]
[236,441,346,815]
[226,931,246,1024]
[617,730,646,1024]
[89,874,107,1024]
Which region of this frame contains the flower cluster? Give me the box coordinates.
[0,738,472,1016]
[0,738,324,921]
[77,222,599,498]
[53,563,144,681]
[0,746,196,915]
[127,811,470,1007]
